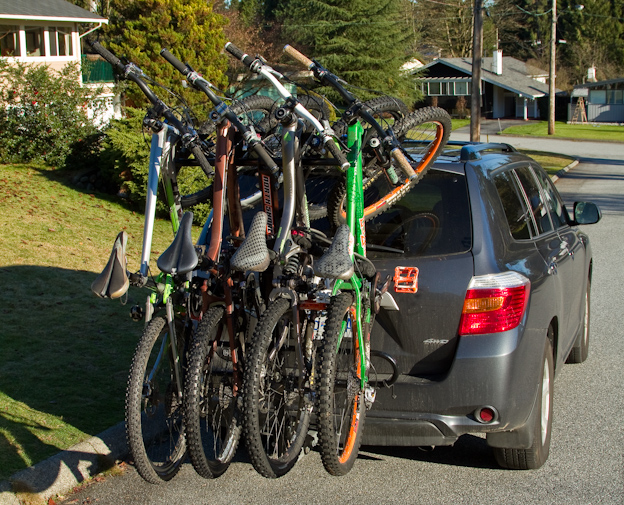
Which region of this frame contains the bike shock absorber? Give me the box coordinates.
[370,137,399,185]
[283,254,300,276]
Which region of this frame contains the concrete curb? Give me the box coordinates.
[551,159,580,183]
[0,422,127,505]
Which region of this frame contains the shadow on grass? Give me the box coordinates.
[0,265,144,481]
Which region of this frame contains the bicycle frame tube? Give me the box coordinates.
[273,119,299,254]
[206,120,233,263]
[140,127,180,277]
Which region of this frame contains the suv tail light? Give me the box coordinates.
[459,272,530,335]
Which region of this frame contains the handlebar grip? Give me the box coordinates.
[224,42,255,68]
[325,139,350,171]
[87,39,124,73]
[160,48,189,76]
[283,45,314,70]
[390,148,417,180]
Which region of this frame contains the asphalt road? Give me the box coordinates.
[60,138,624,505]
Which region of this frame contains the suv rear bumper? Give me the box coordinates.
[363,325,544,447]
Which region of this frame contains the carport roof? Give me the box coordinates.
[420,57,563,99]
[0,0,106,23]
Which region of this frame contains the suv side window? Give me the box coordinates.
[532,166,569,228]
[514,167,554,235]
[493,170,537,240]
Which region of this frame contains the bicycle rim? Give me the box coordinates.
[184,306,242,479]
[125,316,186,483]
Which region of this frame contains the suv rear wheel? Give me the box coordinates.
[493,336,554,470]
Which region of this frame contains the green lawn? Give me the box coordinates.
[0,164,192,481]
[502,121,624,142]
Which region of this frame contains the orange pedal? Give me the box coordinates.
[394,266,419,293]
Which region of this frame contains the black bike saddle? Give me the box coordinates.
[157,212,199,275]
[314,224,355,280]
[230,211,271,272]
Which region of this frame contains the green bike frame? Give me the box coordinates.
[331,119,371,388]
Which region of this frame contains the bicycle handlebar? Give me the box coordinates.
[225,42,349,171]
[87,40,214,179]
[160,46,279,174]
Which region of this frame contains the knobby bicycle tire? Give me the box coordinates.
[125,316,187,483]
[184,305,242,479]
[327,106,451,228]
[242,297,312,478]
[317,292,366,476]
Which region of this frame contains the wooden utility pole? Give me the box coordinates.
[470,0,483,142]
[548,0,557,135]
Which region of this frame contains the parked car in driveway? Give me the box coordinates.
[362,142,601,469]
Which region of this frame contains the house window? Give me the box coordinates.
[429,82,442,95]
[589,90,606,105]
[455,81,470,95]
[25,26,45,56]
[607,90,623,105]
[48,27,73,57]
[0,25,20,57]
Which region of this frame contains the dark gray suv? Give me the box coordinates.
[363,142,601,470]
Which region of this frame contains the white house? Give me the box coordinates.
[0,0,119,123]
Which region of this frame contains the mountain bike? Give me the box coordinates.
[158,48,285,479]
[223,42,358,478]
[88,41,281,483]
[282,45,414,476]
[283,45,451,228]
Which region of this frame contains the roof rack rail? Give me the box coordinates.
[459,143,517,162]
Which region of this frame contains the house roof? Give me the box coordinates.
[0,0,107,23]
[573,77,624,90]
[420,57,561,99]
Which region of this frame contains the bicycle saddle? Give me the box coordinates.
[314,224,355,280]
[91,231,129,299]
[230,211,271,272]
[157,212,199,275]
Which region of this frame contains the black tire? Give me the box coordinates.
[242,297,312,478]
[317,292,366,476]
[184,306,242,479]
[494,337,554,470]
[180,95,280,209]
[327,106,451,228]
[566,277,591,364]
[125,316,187,483]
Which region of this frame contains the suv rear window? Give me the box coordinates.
[366,169,471,259]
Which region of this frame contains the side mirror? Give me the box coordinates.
[573,202,601,225]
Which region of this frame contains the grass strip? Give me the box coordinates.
[0,164,189,480]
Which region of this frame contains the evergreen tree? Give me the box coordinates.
[100,0,229,112]
[278,0,420,105]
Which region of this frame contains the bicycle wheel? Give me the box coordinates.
[179,95,280,209]
[327,106,451,228]
[125,316,187,483]
[184,306,242,479]
[317,292,366,476]
[242,297,312,478]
